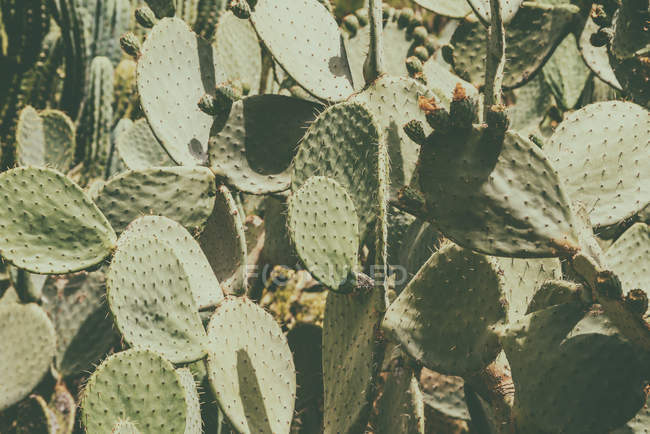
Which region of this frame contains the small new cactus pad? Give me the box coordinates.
[94,166,216,235]
[418,127,579,258]
[494,256,561,321]
[247,0,354,101]
[466,0,523,24]
[292,102,384,239]
[115,118,174,170]
[578,17,622,90]
[205,297,296,434]
[383,242,506,376]
[137,17,227,165]
[198,184,248,295]
[112,420,141,434]
[208,95,322,194]
[322,287,385,434]
[420,370,470,422]
[0,302,56,411]
[525,279,589,314]
[450,2,579,89]
[82,349,201,434]
[214,11,262,95]
[16,106,75,171]
[287,176,359,290]
[604,223,649,296]
[41,271,117,377]
[121,215,223,309]
[0,167,117,274]
[412,0,471,19]
[421,58,478,109]
[541,34,590,110]
[498,304,647,433]
[545,101,649,227]
[107,234,207,363]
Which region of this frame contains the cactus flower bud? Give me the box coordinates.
[450,83,478,130]
[119,33,141,59]
[624,289,648,317]
[135,6,156,28]
[228,0,251,19]
[403,119,426,146]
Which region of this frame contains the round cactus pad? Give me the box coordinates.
[604,223,649,295]
[16,106,75,171]
[206,297,296,434]
[115,118,174,170]
[288,176,359,290]
[0,167,117,274]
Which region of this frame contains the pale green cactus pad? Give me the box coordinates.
[420,370,470,422]
[176,367,202,434]
[41,271,117,377]
[82,349,201,434]
[524,279,588,314]
[421,58,479,109]
[450,2,579,89]
[198,184,248,295]
[248,0,354,101]
[412,0,471,18]
[287,176,359,290]
[107,234,207,363]
[498,304,647,433]
[541,34,591,110]
[16,106,75,171]
[205,297,296,434]
[137,17,227,165]
[121,215,223,308]
[507,75,554,137]
[466,0,523,24]
[604,223,649,296]
[214,11,262,95]
[545,101,650,227]
[208,95,322,194]
[115,118,174,170]
[0,302,56,411]
[578,17,622,90]
[95,166,216,235]
[0,167,117,274]
[323,287,385,434]
[418,127,579,258]
[396,219,441,293]
[383,242,506,376]
[292,101,384,239]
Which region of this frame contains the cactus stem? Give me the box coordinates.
[363,0,385,84]
[483,0,506,121]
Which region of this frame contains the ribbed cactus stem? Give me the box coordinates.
[363,0,385,84]
[483,0,505,120]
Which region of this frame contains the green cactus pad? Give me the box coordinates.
[107,234,207,363]
[121,215,223,308]
[322,287,385,434]
[82,349,201,434]
[0,167,117,274]
[578,17,622,90]
[205,297,296,434]
[0,302,56,411]
[525,279,588,314]
[604,223,649,296]
[498,304,647,433]
[420,370,470,422]
[41,271,118,377]
[214,11,262,95]
[287,176,359,290]
[396,219,441,293]
[208,95,321,194]
[383,242,506,376]
[507,75,554,137]
[541,34,590,110]
[176,367,202,434]
[16,106,75,171]
[112,420,141,434]
[115,119,174,170]
[137,17,227,165]
[248,0,354,101]
[94,166,216,235]
[466,0,523,24]
[418,126,579,257]
[545,101,650,227]
[292,102,384,239]
[412,0,471,18]
[450,2,579,89]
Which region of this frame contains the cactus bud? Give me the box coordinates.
[413,46,429,62]
[119,33,141,59]
[382,4,393,22]
[355,8,369,26]
[528,134,544,149]
[419,96,451,134]
[411,26,428,44]
[198,94,218,116]
[198,82,242,117]
[405,56,423,77]
[450,83,478,130]
[424,36,437,56]
[397,8,414,29]
[228,0,251,19]
[624,289,648,316]
[342,14,360,36]
[486,104,509,133]
[441,44,454,64]
[590,27,614,47]
[595,270,623,299]
[590,5,611,27]
[403,120,426,146]
[135,6,156,28]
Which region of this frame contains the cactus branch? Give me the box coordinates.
[363,0,385,84]
[483,0,506,120]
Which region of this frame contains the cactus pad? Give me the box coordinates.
[82,349,201,434]
[467,0,523,24]
[137,17,227,165]
[383,243,506,376]
[287,176,359,290]
[112,420,141,434]
[578,17,622,90]
[604,223,649,296]
[0,302,56,410]
[541,34,590,110]
[248,0,354,101]
[115,118,174,170]
[95,166,216,235]
[0,167,117,274]
[412,0,471,18]
[205,296,296,434]
[107,234,207,363]
[545,101,650,227]
[16,106,75,171]
[208,95,321,194]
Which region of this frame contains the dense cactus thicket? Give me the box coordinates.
[0,0,648,432]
